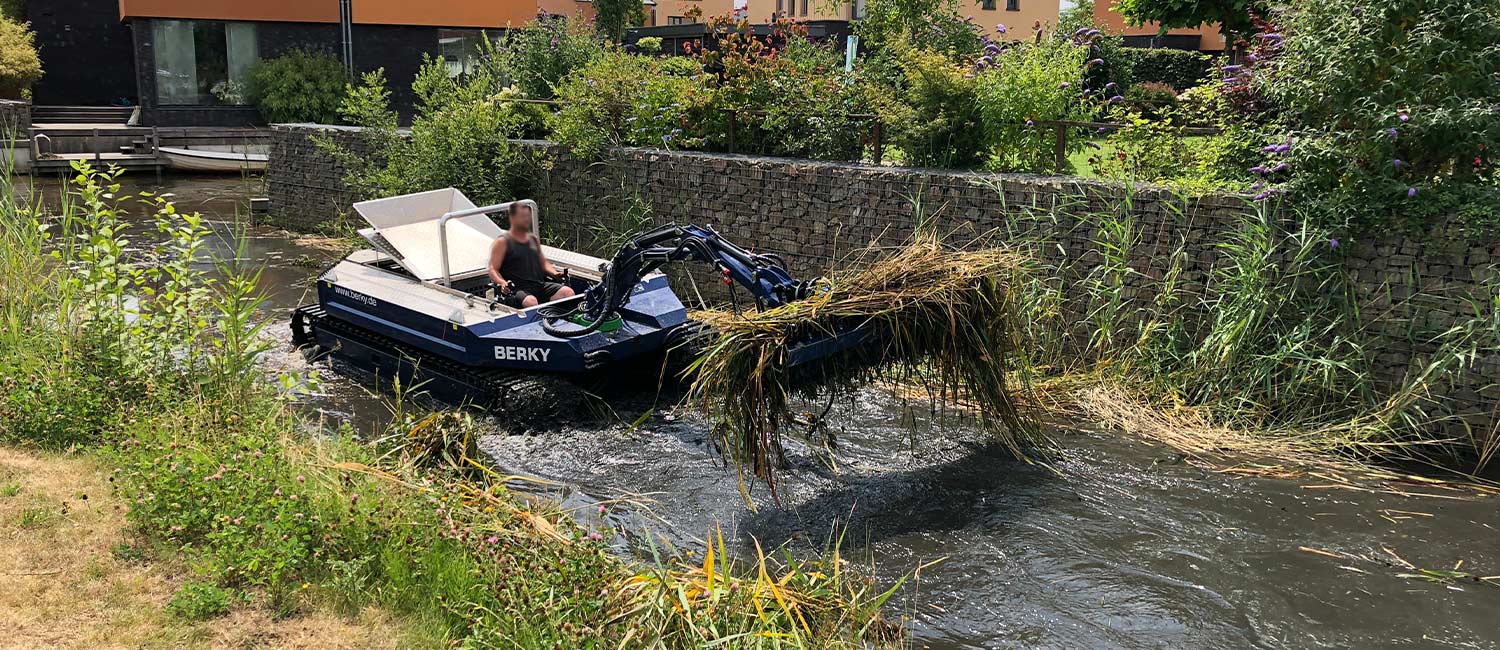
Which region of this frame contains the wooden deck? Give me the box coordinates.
[32,152,166,173]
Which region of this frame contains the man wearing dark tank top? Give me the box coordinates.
[487,203,575,308]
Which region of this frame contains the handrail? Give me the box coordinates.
[437,199,538,287]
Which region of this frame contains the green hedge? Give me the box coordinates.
[1121,47,1213,92]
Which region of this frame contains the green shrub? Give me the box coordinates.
[1091,110,1195,183]
[167,582,233,621]
[494,16,604,100]
[974,39,1093,172]
[328,62,536,205]
[549,51,712,159]
[0,0,23,21]
[1258,0,1500,234]
[246,50,351,124]
[856,0,981,54]
[634,36,662,54]
[1123,80,1179,120]
[0,16,41,100]
[1121,47,1211,92]
[882,48,986,169]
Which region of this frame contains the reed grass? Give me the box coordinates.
[687,236,1042,495]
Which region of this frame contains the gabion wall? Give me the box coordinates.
[269,124,1500,436]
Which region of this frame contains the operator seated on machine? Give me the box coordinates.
[488,203,575,309]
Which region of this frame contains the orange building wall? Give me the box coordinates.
[119,0,594,28]
[1092,0,1225,50]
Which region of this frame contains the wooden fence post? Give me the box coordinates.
[1053,123,1067,173]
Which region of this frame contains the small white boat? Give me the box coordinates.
[159,146,269,173]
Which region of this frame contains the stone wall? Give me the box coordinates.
[267,124,1500,432]
[0,100,30,137]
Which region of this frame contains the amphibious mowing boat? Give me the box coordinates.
[291,188,874,413]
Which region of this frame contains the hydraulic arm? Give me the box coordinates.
[541,224,818,337]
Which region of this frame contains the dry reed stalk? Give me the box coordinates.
[1072,384,1500,498]
[686,237,1043,497]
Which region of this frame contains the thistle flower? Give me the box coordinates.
[1407,187,1417,197]
[1330,237,1339,249]
[1393,159,1404,168]
[1399,112,1410,123]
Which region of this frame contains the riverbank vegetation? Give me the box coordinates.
[0,162,903,647]
[982,187,1500,477]
[317,0,1495,241]
[0,12,40,100]
[297,0,1500,485]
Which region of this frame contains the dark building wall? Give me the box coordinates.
[28,0,138,106]
[131,18,443,127]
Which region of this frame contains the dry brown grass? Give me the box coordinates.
[0,447,415,650]
[687,237,1042,497]
[1065,384,1500,499]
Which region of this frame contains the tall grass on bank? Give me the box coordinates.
[689,237,1040,496]
[978,178,1500,470]
[0,162,902,647]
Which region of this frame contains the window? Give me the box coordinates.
[153,20,258,106]
[1006,0,1019,9]
[669,15,687,24]
[800,0,808,15]
[439,30,485,78]
[776,0,783,13]
[981,0,995,8]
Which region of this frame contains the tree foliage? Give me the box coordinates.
[593,0,645,42]
[246,49,350,124]
[0,15,40,100]
[1256,0,1500,233]
[1114,0,1266,42]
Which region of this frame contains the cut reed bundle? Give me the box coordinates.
[686,237,1043,495]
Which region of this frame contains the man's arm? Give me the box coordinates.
[488,237,509,286]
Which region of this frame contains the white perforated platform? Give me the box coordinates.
[353,188,516,283]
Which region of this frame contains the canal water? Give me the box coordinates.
[22,174,1500,650]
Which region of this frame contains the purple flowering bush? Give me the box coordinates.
[493,15,605,100]
[974,38,1093,172]
[1260,0,1500,233]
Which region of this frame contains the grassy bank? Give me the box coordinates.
[0,447,415,649]
[0,162,901,648]
[975,181,1500,475]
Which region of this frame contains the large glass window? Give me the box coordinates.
[153,20,259,106]
[439,30,486,78]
